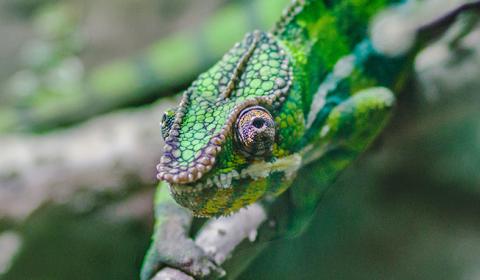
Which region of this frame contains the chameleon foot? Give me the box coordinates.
[141,222,225,280]
[141,185,225,280]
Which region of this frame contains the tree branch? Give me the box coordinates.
[0,97,179,221]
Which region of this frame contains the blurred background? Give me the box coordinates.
[0,0,479,279]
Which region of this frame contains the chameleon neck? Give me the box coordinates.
[272,0,402,114]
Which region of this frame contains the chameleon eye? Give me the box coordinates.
[235,106,275,157]
[160,108,176,140]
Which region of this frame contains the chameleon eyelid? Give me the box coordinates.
[235,105,276,157]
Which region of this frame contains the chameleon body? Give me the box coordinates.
[143,0,480,278]
[156,0,405,217]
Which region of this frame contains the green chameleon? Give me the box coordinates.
[142,0,480,279]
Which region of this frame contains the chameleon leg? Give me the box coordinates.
[140,182,222,280]
[288,87,396,236]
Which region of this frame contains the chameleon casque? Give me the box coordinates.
[142,0,480,279]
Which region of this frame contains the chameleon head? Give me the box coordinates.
[157,31,305,217]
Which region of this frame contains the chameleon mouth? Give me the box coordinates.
[169,169,242,195]
[169,153,302,195]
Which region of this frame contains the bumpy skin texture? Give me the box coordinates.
[142,0,412,279]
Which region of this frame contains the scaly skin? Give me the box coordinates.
[142,0,480,279]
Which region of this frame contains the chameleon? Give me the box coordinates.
[142,0,480,279]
